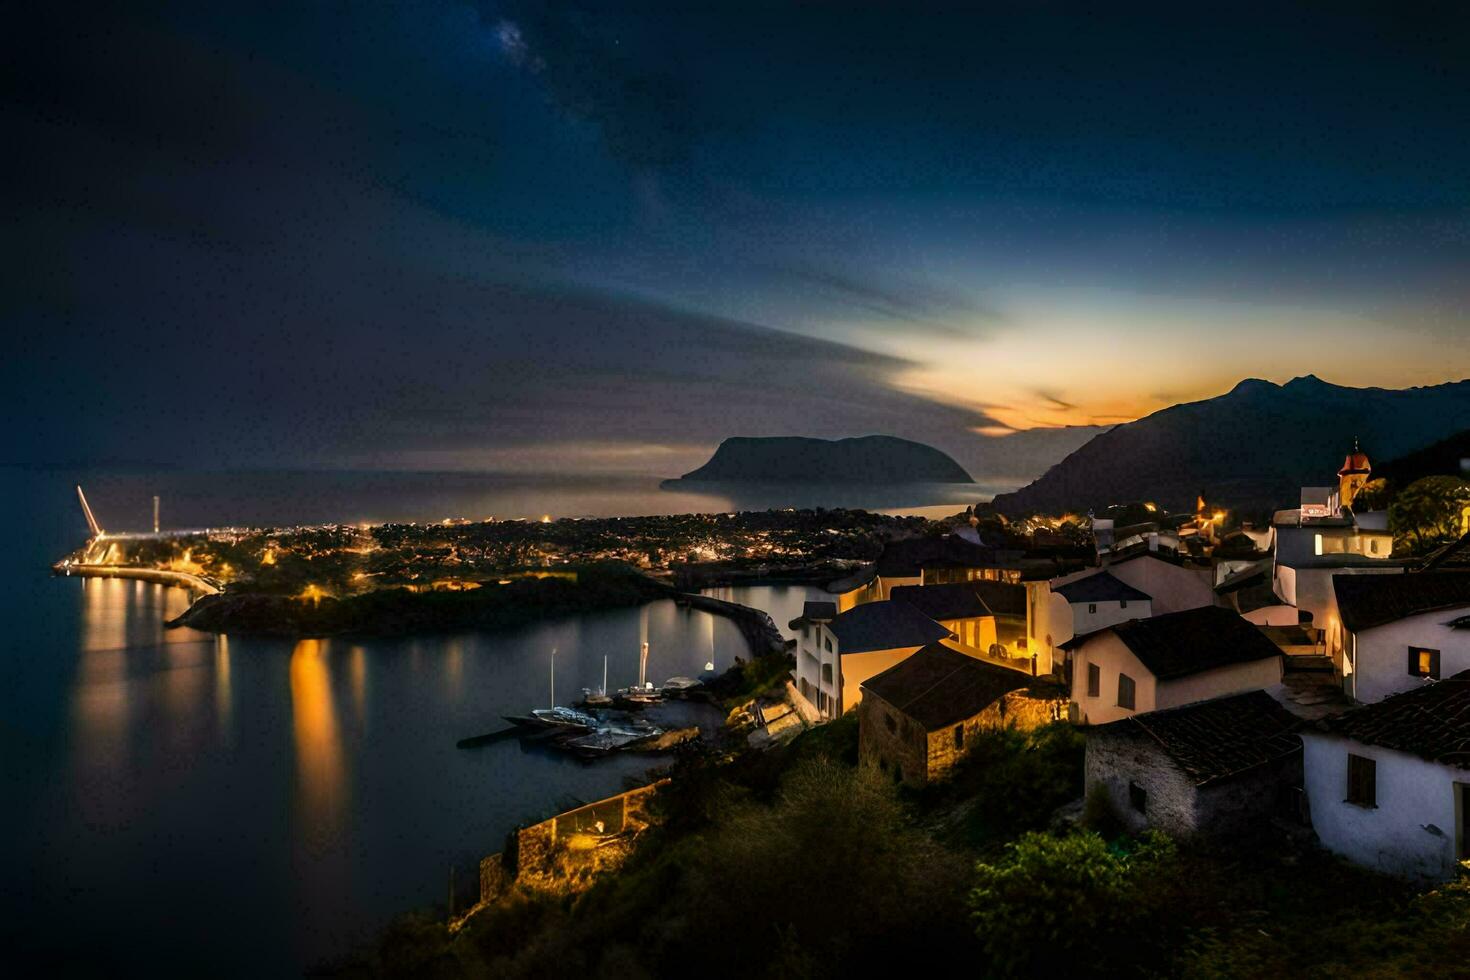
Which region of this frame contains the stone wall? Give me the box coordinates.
[1085,727,1302,837]
[858,693,928,786]
[478,781,669,903]
[860,684,1065,788]
[1085,727,1198,835]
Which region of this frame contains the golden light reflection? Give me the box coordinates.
[290,639,346,847]
[349,646,367,724]
[215,635,233,736]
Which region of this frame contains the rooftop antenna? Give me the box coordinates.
[76,485,103,539]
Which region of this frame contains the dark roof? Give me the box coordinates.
[788,600,838,629]
[861,642,1030,731]
[874,536,1014,578]
[1054,571,1151,604]
[1421,532,1470,571]
[1334,572,1470,633]
[1214,558,1272,595]
[1275,554,1408,570]
[827,600,954,654]
[1062,606,1282,680]
[891,582,990,621]
[1318,670,1470,770]
[969,580,1027,617]
[1256,624,1317,648]
[826,565,877,594]
[1091,691,1301,786]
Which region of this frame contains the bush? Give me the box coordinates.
[969,829,1176,977]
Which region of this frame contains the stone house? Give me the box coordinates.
[1332,571,1470,703]
[858,642,1058,787]
[1084,690,1301,837]
[1302,670,1470,881]
[1063,605,1284,726]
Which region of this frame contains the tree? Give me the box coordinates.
[969,830,1176,977]
[1388,476,1470,555]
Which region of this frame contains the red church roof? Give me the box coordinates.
[1338,451,1370,475]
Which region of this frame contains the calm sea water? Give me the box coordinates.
[0,468,986,975]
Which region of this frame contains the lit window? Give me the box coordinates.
[1314,533,1324,556]
[1408,647,1440,680]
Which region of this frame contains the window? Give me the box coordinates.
[821,663,833,684]
[1408,647,1440,680]
[1129,782,1147,813]
[885,712,896,734]
[1370,539,1379,554]
[1087,663,1100,698]
[1088,603,1097,614]
[824,636,833,653]
[1120,599,1128,609]
[1314,533,1324,556]
[1346,753,1376,808]
[954,725,965,750]
[1117,673,1136,710]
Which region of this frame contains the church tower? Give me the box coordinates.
[1338,439,1371,509]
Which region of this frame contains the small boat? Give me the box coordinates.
[503,706,598,731]
[613,683,663,709]
[561,726,661,758]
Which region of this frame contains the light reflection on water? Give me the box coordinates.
[13,572,814,976]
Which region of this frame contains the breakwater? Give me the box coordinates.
[676,592,787,657]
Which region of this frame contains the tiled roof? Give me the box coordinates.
[1319,670,1470,770]
[874,536,1013,577]
[826,600,954,654]
[891,582,990,621]
[1091,690,1301,786]
[861,642,1031,731]
[1333,571,1470,633]
[1421,532,1470,572]
[1054,571,1151,604]
[1062,606,1282,680]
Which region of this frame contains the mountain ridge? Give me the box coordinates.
[991,377,1470,515]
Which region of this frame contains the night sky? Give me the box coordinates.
[7,3,1469,476]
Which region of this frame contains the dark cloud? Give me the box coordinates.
[769,264,1003,338]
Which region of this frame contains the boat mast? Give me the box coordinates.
[550,647,556,708]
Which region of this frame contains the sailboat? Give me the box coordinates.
[580,655,614,708]
[506,647,597,730]
[614,641,663,708]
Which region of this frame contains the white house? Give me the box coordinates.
[1275,557,1406,659]
[1026,553,1214,676]
[1063,606,1284,726]
[1332,572,1470,703]
[789,599,954,719]
[1302,670,1470,881]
